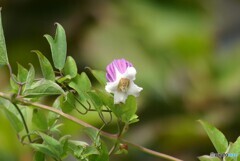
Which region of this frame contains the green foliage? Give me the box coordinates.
[69,72,91,94]
[98,90,138,124]
[198,156,221,161]
[33,50,55,81]
[23,79,65,97]
[88,142,109,161]
[0,10,9,66]
[89,69,107,86]
[0,20,143,161]
[198,120,240,161]
[10,74,19,93]
[48,96,61,127]
[34,151,45,161]
[32,109,48,131]
[44,23,67,70]
[0,98,23,132]
[226,137,240,161]
[25,64,35,90]
[17,63,28,83]
[199,120,228,153]
[39,132,63,157]
[84,127,101,146]
[88,91,104,114]
[63,56,78,78]
[59,92,76,113]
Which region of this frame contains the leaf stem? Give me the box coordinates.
[0,91,182,161]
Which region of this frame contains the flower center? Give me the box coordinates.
[118,78,130,92]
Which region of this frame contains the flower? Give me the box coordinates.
[105,59,143,104]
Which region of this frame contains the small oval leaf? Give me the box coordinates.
[32,50,55,81]
[23,79,65,97]
[63,56,78,78]
[0,10,9,66]
[44,23,67,70]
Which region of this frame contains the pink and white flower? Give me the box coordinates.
[105,59,143,104]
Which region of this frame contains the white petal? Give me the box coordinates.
[127,81,143,97]
[123,67,136,80]
[114,91,128,104]
[105,81,118,93]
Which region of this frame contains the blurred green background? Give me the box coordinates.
[1,0,240,160]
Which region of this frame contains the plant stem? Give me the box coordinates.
[121,139,183,161]
[12,103,32,143]
[0,91,182,161]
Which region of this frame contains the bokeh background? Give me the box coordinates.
[1,0,240,161]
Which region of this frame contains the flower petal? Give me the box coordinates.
[123,67,136,80]
[114,91,128,104]
[105,81,118,93]
[127,81,143,97]
[106,63,116,82]
[106,59,133,82]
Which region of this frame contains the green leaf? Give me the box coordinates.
[0,98,24,132]
[34,151,45,161]
[226,137,240,161]
[228,136,240,154]
[44,23,67,70]
[10,74,19,93]
[89,69,106,86]
[96,90,113,107]
[32,50,55,81]
[0,10,9,66]
[84,127,100,147]
[38,132,63,158]
[49,123,63,134]
[56,75,71,84]
[67,140,88,159]
[48,96,61,127]
[198,155,221,161]
[69,72,91,93]
[59,135,71,158]
[32,109,48,131]
[23,79,65,97]
[83,146,99,158]
[59,92,76,113]
[112,96,137,124]
[87,91,103,113]
[128,114,139,124]
[25,64,35,91]
[17,63,28,83]
[199,120,228,153]
[96,90,139,124]
[88,142,109,161]
[68,140,88,149]
[31,144,58,160]
[63,56,78,78]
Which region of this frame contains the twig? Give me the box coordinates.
[121,139,183,161]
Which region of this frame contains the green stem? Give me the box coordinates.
[0,91,182,161]
[12,103,32,143]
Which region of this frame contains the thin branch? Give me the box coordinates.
[121,139,183,161]
[0,91,182,161]
[109,119,122,155]
[12,103,32,143]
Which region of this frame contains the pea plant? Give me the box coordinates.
[0,9,239,161]
[0,9,181,161]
